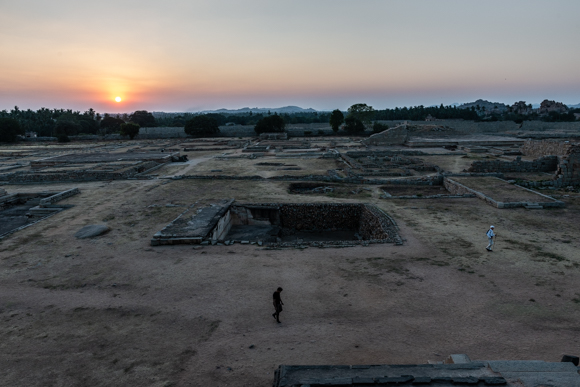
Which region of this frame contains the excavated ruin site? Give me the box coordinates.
[1,124,580,386]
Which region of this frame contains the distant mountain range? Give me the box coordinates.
[184,101,580,115]
[198,106,318,114]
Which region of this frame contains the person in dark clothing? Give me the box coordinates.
[272,287,283,323]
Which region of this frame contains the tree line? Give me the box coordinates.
[0,107,158,142]
[2,102,578,142]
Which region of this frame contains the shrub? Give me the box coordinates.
[329,109,344,133]
[120,122,140,139]
[184,115,220,137]
[254,115,285,134]
[57,134,70,143]
[344,116,365,134]
[0,117,24,142]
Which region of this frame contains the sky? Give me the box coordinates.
[1,0,579,113]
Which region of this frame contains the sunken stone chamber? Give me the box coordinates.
[150,201,401,247]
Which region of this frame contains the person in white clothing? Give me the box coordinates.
[486,226,495,251]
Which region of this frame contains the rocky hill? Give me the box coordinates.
[458,99,508,112]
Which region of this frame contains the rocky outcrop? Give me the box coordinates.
[538,100,568,115]
[511,101,533,115]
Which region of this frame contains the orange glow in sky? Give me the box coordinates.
[0,0,579,112]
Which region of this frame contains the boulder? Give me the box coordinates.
[75,224,110,239]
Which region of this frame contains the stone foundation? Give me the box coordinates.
[152,200,402,247]
[444,177,564,209]
[467,156,558,173]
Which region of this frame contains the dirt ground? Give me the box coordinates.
[452,176,558,203]
[1,149,580,387]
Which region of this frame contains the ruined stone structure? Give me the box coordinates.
[467,156,558,173]
[444,177,564,209]
[152,200,401,247]
[556,145,580,186]
[464,140,580,187]
[362,124,409,145]
[520,139,576,158]
[0,188,80,238]
[273,356,580,386]
[2,161,162,184]
[259,132,288,140]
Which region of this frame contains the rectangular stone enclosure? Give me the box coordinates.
[151,201,402,247]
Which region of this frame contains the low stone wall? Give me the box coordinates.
[279,203,360,232]
[362,125,408,145]
[138,127,188,138]
[4,161,160,184]
[345,150,426,157]
[468,156,558,173]
[241,202,400,244]
[39,188,80,207]
[555,146,580,186]
[359,205,399,241]
[176,173,443,185]
[444,177,564,208]
[521,139,576,158]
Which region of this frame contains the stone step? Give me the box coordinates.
[525,204,544,209]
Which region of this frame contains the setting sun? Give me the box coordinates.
[115,96,122,103]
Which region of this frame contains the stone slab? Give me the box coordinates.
[487,360,578,373]
[74,224,110,239]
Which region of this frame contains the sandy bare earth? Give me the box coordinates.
[1,168,580,386]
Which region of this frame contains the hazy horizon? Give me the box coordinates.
[1,0,579,113]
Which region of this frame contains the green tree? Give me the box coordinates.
[129,110,156,127]
[54,120,80,142]
[100,116,125,133]
[329,109,344,133]
[184,115,220,137]
[344,116,365,134]
[0,117,24,142]
[120,122,140,139]
[254,115,285,134]
[347,103,375,125]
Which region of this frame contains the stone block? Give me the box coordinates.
[74,224,110,239]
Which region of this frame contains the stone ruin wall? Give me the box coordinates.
[464,143,580,187]
[521,139,576,158]
[556,146,580,186]
[279,203,361,232]
[358,205,395,241]
[233,203,398,243]
[1,161,160,184]
[362,125,408,145]
[502,140,580,187]
[468,156,558,173]
[278,203,398,242]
